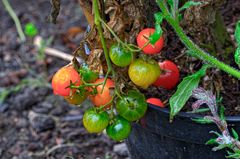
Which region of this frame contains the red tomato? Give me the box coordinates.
[52,66,81,96]
[153,60,180,89]
[147,98,164,108]
[137,28,164,54]
[89,78,115,108]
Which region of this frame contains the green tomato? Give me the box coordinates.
[109,44,134,67]
[83,108,109,133]
[79,65,98,83]
[116,90,147,121]
[128,58,161,89]
[106,115,131,141]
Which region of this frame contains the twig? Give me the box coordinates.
[34,36,83,63]
[2,0,26,42]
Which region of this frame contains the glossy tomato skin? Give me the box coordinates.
[147,98,164,108]
[116,90,147,121]
[83,108,109,133]
[64,92,87,105]
[137,28,164,54]
[106,115,131,141]
[128,58,161,89]
[109,44,134,67]
[153,60,180,89]
[52,66,81,96]
[89,78,114,108]
[79,65,98,83]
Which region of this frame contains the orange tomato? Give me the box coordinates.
[89,78,114,108]
[52,65,81,96]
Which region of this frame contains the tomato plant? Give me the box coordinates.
[106,115,131,141]
[137,28,164,54]
[64,92,87,105]
[128,58,161,89]
[116,90,147,121]
[52,66,81,96]
[153,60,180,89]
[109,43,134,67]
[79,65,98,83]
[83,108,109,133]
[147,98,164,108]
[89,78,115,108]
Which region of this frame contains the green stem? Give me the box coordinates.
[156,0,240,79]
[93,0,114,77]
[2,0,26,42]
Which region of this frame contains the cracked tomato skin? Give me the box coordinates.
[137,28,164,54]
[83,108,110,133]
[128,58,161,89]
[89,78,114,108]
[52,66,81,96]
[153,60,180,89]
[106,115,131,141]
[116,90,147,121]
[147,98,164,108]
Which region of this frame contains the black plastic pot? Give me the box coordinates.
[126,104,240,159]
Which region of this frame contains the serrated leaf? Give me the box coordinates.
[235,21,240,45]
[191,117,213,124]
[179,1,202,12]
[231,128,239,140]
[169,65,209,121]
[234,47,240,66]
[205,138,217,145]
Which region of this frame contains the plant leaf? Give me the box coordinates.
[192,117,213,124]
[235,21,240,45]
[231,128,239,140]
[149,12,163,44]
[205,138,217,145]
[179,1,202,12]
[169,65,209,121]
[234,47,240,66]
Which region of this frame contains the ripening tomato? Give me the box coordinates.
[89,78,115,108]
[106,115,131,141]
[52,65,81,96]
[64,92,87,105]
[153,60,180,89]
[128,58,161,89]
[116,90,147,121]
[137,28,164,54]
[109,44,134,67]
[83,108,110,133]
[147,98,164,108]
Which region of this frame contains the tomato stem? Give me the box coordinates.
[156,0,240,79]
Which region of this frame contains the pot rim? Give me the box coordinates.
[148,104,240,122]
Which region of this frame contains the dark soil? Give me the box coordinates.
[0,0,239,159]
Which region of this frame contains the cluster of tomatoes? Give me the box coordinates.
[51,28,180,141]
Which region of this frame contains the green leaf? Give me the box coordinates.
[231,128,239,140]
[234,47,240,66]
[192,117,213,124]
[149,12,164,45]
[179,1,202,12]
[234,21,240,45]
[169,65,209,121]
[167,0,173,9]
[205,138,217,145]
[24,23,38,37]
[219,105,225,120]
